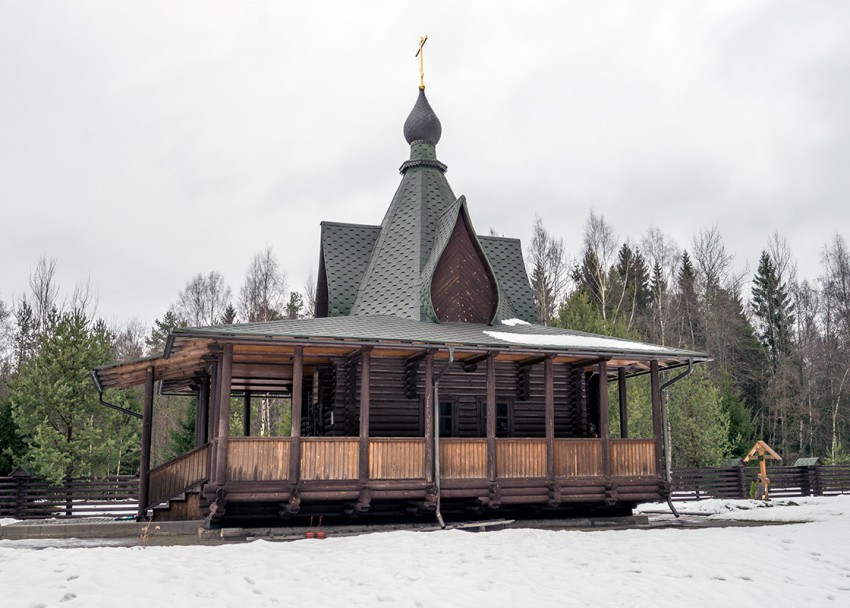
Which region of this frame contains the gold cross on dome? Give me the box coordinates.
[416,35,428,90]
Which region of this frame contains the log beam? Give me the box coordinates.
[424,351,435,483]
[195,374,209,447]
[618,367,628,439]
[599,359,611,478]
[289,346,304,483]
[214,344,233,485]
[486,353,497,482]
[243,390,251,437]
[545,357,555,482]
[137,366,154,521]
[359,349,372,484]
[651,360,663,476]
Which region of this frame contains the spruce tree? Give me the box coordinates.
[751,251,795,370]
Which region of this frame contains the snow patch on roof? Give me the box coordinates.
[483,330,665,352]
[500,318,531,326]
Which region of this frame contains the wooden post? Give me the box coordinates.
[598,360,610,477]
[486,353,497,482]
[137,365,155,521]
[424,351,435,483]
[545,357,555,482]
[196,375,209,447]
[289,346,304,483]
[359,349,372,484]
[618,367,628,439]
[207,365,219,477]
[650,360,663,476]
[243,390,251,437]
[214,344,233,485]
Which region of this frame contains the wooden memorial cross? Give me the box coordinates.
[416,35,428,90]
[743,440,782,500]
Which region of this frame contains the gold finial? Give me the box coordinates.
[416,35,428,90]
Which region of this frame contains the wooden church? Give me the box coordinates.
[93,60,708,524]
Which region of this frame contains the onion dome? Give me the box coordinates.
[403,89,442,145]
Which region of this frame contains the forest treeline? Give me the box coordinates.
[1,215,849,481]
[527,212,850,468]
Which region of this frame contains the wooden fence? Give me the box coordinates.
[0,471,138,519]
[671,464,850,501]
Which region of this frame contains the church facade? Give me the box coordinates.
[94,83,707,524]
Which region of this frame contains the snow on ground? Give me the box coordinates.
[0,518,20,527]
[2,497,850,607]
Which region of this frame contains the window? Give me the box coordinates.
[439,401,454,437]
[496,402,511,437]
[478,397,514,437]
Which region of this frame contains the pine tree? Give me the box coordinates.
[8,310,139,483]
[145,311,186,356]
[667,368,731,467]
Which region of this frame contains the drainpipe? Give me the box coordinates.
[433,346,455,529]
[660,359,694,517]
[91,371,142,419]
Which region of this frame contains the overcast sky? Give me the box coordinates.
[1,1,848,331]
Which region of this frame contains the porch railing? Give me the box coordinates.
[611,439,655,476]
[217,436,658,484]
[228,438,290,481]
[147,443,210,509]
[369,438,425,479]
[440,438,488,479]
[301,437,359,480]
[554,439,605,477]
[496,439,547,478]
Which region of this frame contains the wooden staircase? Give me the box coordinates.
[151,485,205,521]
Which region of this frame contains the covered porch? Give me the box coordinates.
[95,322,697,522]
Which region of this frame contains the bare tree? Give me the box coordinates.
[641,226,681,344]
[0,298,13,375]
[239,245,287,323]
[173,271,232,326]
[28,256,59,331]
[691,226,737,296]
[112,318,147,363]
[767,231,798,288]
[527,215,566,325]
[69,276,99,317]
[576,210,618,320]
[302,269,317,319]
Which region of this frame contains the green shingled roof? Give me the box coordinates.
[480,236,537,324]
[319,222,380,316]
[171,315,709,361]
[351,141,458,320]
[320,91,537,325]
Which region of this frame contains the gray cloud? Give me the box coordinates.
[1,1,848,328]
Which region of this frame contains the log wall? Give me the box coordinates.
[323,358,592,439]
